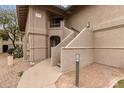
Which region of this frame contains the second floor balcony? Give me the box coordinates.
[48,18,64,29]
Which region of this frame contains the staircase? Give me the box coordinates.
[51,23,90,67]
[51,26,80,66]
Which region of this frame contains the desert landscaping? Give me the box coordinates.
[0,53,30,88]
[55,63,124,88]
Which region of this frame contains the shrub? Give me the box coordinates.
[8,46,23,58]
[8,48,14,55]
[113,79,124,88]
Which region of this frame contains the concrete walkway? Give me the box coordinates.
[17,58,61,88]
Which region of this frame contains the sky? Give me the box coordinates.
[0,5,16,29]
[0,5,15,10]
[0,5,70,9]
[0,5,68,30]
[0,5,69,9]
[0,5,69,10]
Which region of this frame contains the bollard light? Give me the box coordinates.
[75,53,80,87]
[75,54,80,62]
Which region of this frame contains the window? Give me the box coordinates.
[2,34,9,41]
[50,18,63,28]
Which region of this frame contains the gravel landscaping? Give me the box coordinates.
[0,53,30,88]
[55,63,124,88]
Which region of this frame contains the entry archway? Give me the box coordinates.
[50,36,61,56]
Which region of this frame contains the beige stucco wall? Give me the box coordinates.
[47,21,66,57]
[61,48,94,72]
[48,28,63,40]
[23,6,32,61]
[61,27,94,72]
[94,26,124,68]
[66,27,93,47]
[0,37,20,53]
[24,6,48,62]
[23,5,124,71]
[1,39,13,45]
[48,29,63,58]
[94,27,124,48]
[24,6,67,62]
[51,27,76,66]
[67,5,124,31]
[94,49,124,68]
[0,38,2,53]
[66,5,124,69]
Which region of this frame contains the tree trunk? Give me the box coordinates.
[12,40,16,49]
[8,31,16,49]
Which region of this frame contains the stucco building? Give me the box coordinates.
[17,5,124,72]
[0,32,22,53]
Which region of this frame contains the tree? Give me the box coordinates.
[0,6,22,49]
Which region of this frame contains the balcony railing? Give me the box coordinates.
[48,21,64,29]
[50,23,60,28]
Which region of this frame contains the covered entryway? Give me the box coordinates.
[50,36,61,56]
[2,45,8,53]
[50,36,61,47]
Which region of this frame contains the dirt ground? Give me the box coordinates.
[55,63,124,88]
[0,53,30,88]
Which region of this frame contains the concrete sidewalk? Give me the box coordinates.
[17,58,61,88]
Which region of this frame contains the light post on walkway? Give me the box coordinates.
[75,53,80,87]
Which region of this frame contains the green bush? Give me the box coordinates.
[8,47,23,58]
[113,79,124,88]
[8,48,14,55]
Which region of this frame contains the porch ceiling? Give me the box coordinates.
[16,5,29,32]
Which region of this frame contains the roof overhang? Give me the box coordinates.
[55,5,73,11]
[16,5,29,31]
[16,5,69,32]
